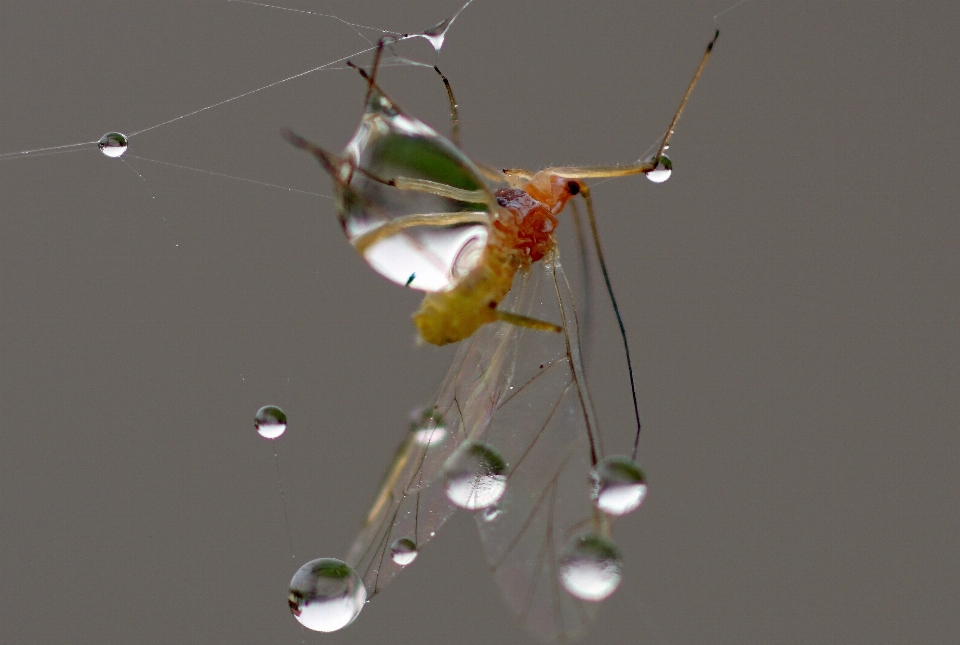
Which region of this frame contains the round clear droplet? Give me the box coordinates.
[590,455,647,516]
[98,132,128,158]
[443,441,507,510]
[646,154,672,183]
[288,558,366,632]
[559,534,624,601]
[255,405,287,440]
[409,407,447,446]
[390,538,418,566]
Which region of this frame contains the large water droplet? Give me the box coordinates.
[443,442,507,510]
[390,538,418,566]
[337,90,492,292]
[255,405,287,439]
[646,154,672,183]
[559,534,623,601]
[288,558,366,632]
[590,455,647,516]
[98,132,128,158]
[409,407,447,446]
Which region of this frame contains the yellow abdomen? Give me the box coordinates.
[413,247,518,346]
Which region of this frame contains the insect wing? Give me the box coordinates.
[474,254,604,643]
[338,89,496,292]
[345,252,605,642]
[344,267,526,595]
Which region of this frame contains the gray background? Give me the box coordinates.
[2,1,958,644]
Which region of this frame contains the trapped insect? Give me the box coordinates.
[283,29,718,642]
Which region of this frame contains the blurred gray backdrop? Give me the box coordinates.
[2,1,958,644]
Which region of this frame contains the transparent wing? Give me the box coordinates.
[344,267,528,595]
[345,249,607,642]
[473,253,605,643]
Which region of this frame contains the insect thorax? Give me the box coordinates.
[413,184,566,346]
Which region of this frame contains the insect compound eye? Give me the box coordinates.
[566,181,580,195]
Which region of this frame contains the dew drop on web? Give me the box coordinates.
[481,504,502,522]
[443,441,507,510]
[98,132,128,158]
[390,538,419,566]
[254,405,287,440]
[559,534,624,602]
[590,455,647,516]
[288,558,366,632]
[646,154,672,183]
[409,407,447,446]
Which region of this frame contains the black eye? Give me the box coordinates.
[566,181,580,195]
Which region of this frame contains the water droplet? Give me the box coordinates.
[590,455,647,516]
[98,132,128,158]
[255,405,287,440]
[559,534,624,601]
[409,407,447,446]
[482,504,502,522]
[288,558,366,632]
[390,538,418,566]
[646,154,672,183]
[421,17,452,51]
[443,442,507,510]
[337,90,492,292]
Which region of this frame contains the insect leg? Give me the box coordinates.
[494,310,563,334]
[577,185,643,461]
[538,30,719,181]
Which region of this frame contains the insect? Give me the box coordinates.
[283,29,718,642]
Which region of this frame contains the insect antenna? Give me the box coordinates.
[577,184,645,462]
[433,66,461,147]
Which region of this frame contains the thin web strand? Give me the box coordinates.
[227,0,396,44]
[126,155,330,198]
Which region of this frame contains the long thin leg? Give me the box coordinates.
[579,185,644,461]
[537,30,719,181]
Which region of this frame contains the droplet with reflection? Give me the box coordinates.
[288,558,366,632]
[390,538,418,566]
[98,132,128,158]
[559,534,624,601]
[255,405,287,440]
[646,154,672,183]
[443,441,507,510]
[409,407,447,446]
[590,455,647,516]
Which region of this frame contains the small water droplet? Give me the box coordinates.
[255,405,287,440]
[98,132,128,158]
[409,407,447,446]
[288,558,366,632]
[590,455,647,516]
[482,504,502,522]
[390,538,418,566]
[646,154,672,183]
[443,442,507,510]
[559,534,623,601]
